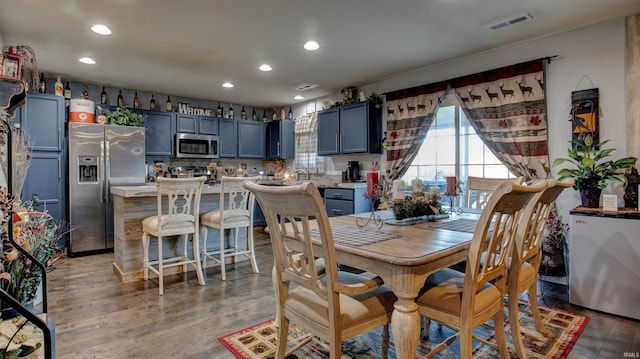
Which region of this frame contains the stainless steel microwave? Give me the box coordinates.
[175,133,219,158]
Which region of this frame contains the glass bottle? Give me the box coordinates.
[251,107,257,121]
[149,94,157,111]
[216,102,223,117]
[228,104,234,119]
[133,92,140,109]
[272,107,277,121]
[82,84,89,100]
[100,87,108,105]
[288,106,293,120]
[241,106,246,120]
[117,90,124,107]
[64,81,71,100]
[262,110,268,122]
[280,106,285,120]
[54,76,63,96]
[165,96,172,112]
[38,73,46,93]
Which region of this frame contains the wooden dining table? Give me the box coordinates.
[320,211,479,359]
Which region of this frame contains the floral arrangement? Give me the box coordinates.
[0,189,67,307]
[392,192,442,220]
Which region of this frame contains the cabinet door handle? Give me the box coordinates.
[335,134,339,152]
[333,194,344,199]
[277,142,281,156]
[58,157,61,181]
[340,134,343,152]
[331,209,343,214]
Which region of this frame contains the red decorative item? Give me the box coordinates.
[366,170,379,196]
[445,176,457,196]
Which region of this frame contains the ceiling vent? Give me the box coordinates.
[292,83,318,91]
[487,12,533,31]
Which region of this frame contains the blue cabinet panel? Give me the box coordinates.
[219,118,237,157]
[267,120,294,159]
[317,108,340,155]
[317,101,382,155]
[20,93,64,152]
[176,114,197,133]
[145,111,175,156]
[199,116,218,135]
[238,121,265,158]
[22,152,64,220]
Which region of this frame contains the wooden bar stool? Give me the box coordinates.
[141,176,206,295]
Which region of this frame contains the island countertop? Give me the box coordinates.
[111,184,224,197]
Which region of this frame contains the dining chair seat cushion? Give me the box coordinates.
[142,214,196,237]
[416,268,501,318]
[283,271,396,330]
[200,209,250,226]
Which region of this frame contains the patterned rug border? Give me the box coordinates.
[219,302,590,359]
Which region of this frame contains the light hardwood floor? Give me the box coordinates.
[45,229,640,358]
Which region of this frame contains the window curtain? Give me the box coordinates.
[385,58,549,181]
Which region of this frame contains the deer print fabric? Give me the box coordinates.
[385,58,549,181]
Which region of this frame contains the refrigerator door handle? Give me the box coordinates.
[100,140,105,204]
[105,140,111,204]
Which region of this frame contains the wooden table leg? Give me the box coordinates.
[392,296,421,359]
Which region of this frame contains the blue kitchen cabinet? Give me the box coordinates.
[176,114,218,135]
[19,93,64,152]
[267,120,294,159]
[238,121,265,158]
[15,93,66,222]
[145,111,176,156]
[317,101,382,155]
[219,118,238,158]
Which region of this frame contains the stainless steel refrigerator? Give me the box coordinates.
[68,122,145,255]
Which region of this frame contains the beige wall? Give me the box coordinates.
[627,14,640,159]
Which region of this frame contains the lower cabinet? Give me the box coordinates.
[253,200,266,226]
[324,187,370,217]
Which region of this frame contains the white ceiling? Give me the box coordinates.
[1,1,639,108]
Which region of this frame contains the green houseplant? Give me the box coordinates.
[553,134,636,207]
[105,106,145,127]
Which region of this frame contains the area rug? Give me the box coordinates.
[218,301,589,359]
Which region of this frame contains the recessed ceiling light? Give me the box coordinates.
[91,24,112,35]
[79,57,96,64]
[304,41,319,51]
[222,82,234,88]
[294,95,304,100]
[259,64,272,72]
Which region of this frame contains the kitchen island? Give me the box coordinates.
[111,184,233,283]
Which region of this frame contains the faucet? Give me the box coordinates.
[294,168,311,180]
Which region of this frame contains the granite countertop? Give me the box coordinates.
[111,184,223,197]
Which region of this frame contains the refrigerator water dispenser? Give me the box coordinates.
[78,156,98,183]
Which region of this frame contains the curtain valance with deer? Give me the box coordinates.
[384,58,549,181]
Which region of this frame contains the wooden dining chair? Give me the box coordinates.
[244,181,396,359]
[507,178,574,359]
[200,176,260,281]
[141,176,206,296]
[465,176,525,209]
[415,181,545,358]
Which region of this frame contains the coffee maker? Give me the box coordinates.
[347,161,361,182]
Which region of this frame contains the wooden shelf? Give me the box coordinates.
[0,80,27,119]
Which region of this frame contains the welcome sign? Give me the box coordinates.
[178,102,213,116]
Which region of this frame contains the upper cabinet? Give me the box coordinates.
[176,114,218,135]
[219,118,237,158]
[238,121,265,158]
[267,120,294,159]
[145,111,175,156]
[17,93,64,152]
[317,101,382,155]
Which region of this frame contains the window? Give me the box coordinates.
[402,94,515,206]
[294,113,324,174]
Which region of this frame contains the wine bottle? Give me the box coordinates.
[280,106,285,120]
[82,84,89,100]
[251,108,257,121]
[166,96,172,112]
[241,106,247,120]
[150,94,157,111]
[54,76,63,96]
[272,107,277,121]
[117,90,124,107]
[262,110,268,122]
[216,102,223,117]
[38,73,46,93]
[100,87,108,105]
[133,92,140,109]
[288,106,293,120]
[228,104,234,119]
[64,81,71,100]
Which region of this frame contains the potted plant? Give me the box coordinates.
[553,134,636,208]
